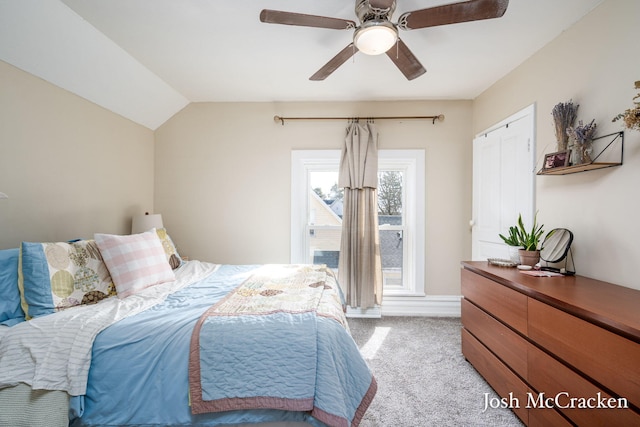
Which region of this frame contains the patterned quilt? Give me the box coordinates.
[189,264,376,427]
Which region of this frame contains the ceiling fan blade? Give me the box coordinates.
[310,44,358,81]
[385,39,426,80]
[398,0,509,30]
[368,0,396,10]
[260,10,355,30]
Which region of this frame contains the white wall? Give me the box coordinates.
[0,60,155,247]
[473,0,640,290]
[154,100,473,296]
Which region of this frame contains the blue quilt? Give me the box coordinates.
[189,265,376,427]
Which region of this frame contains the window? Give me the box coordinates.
[291,150,424,296]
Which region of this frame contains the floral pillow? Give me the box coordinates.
[156,228,183,269]
[19,240,116,319]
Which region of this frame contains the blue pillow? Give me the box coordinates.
[0,248,25,326]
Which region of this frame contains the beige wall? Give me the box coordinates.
[3,0,636,296]
[473,0,640,290]
[154,100,473,295]
[0,60,155,247]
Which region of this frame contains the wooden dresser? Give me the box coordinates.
[460,261,640,426]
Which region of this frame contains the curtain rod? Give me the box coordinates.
[273,114,444,126]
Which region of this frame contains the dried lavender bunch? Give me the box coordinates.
[566,119,597,144]
[552,100,578,150]
[566,119,597,164]
[612,80,640,132]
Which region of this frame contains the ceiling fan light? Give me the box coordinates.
[354,21,397,55]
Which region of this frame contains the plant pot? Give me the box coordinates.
[519,249,540,267]
[507,246,523,264]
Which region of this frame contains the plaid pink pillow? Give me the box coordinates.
[94,229,175,298]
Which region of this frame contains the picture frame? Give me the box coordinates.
[543,149,571,170]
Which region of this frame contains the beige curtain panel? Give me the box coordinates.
[338,121,383,309]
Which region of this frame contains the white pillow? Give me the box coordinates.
[94,229,175,298]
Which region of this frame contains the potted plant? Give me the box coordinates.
[499,225,523,264]
[515,212,545,266]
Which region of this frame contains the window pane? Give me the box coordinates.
[378,170,404,288]
[310,228,341,269]
[378,171,403,224]
[308,170,342,268]
[380,229,403,287]
[309,171,342,225]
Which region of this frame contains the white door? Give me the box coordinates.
[472,105,535,261]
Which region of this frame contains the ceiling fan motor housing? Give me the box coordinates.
[355,0,397,23]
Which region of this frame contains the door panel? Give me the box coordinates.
[472,105,535,261]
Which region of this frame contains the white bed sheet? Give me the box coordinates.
[0,260,219,396]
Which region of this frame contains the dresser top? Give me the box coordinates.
[461,261,640,342]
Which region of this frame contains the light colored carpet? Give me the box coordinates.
[347,316,524,427]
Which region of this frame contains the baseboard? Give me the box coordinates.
[346,306,383,318]
[380,295,462,317]
[345,295,462,318]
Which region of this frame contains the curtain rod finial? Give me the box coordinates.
[273,115,285,125]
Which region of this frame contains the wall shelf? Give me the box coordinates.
[537,131,624,176]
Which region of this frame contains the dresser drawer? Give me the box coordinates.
[528,404,572,427]
[462,328,529,425]
[462,298,528,379]
[461,268,528,335]
[528,343,640,426]
[528,298,640,409]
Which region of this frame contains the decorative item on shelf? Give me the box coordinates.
[612,80,640,132]
[552,100,579,151]
[566,119,597,165]
[131,212,164,234]
[498,225,523,264]
[542,149,571,170]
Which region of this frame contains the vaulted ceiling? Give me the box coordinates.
[0,0,603,129]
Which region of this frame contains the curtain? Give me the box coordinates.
[337,121,383,309]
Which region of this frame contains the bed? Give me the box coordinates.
[0,229,376,427]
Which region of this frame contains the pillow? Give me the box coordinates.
[19,240,116,319]
[0,248,25,326]
[155,228,183,269]
[94,229,176,298]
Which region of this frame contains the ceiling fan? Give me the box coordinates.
[260,0,509,81]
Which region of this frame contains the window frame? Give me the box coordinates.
[291,149,425,296]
